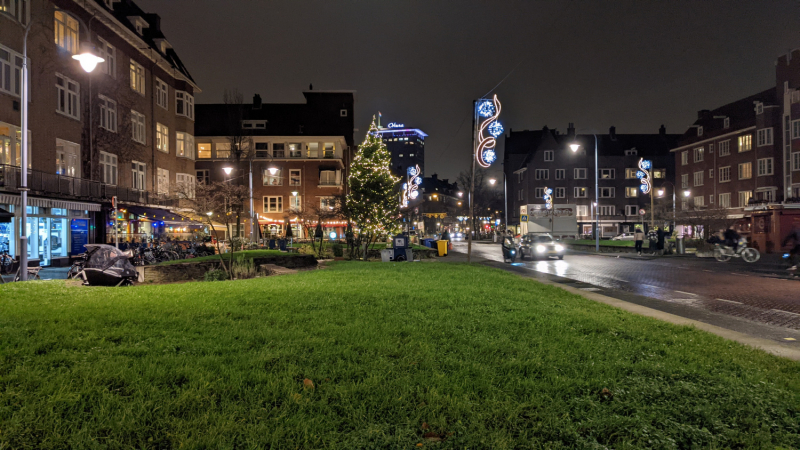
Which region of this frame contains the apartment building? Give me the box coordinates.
[194,91,355,240]
[0,0,200,265]
[504,124,679,237]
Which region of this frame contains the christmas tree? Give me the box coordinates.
[347,117,401,258]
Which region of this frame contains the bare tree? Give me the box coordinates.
[456,168,501,237]
[220,89,256,240]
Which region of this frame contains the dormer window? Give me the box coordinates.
[127,16,149,36]
[723,117,730,129]
[624,149,637,156]
[755,102,764,115]
[697,126,703,136]
[154,38,171,54]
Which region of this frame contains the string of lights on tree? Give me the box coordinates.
[475,94,504,168]
[346,117,401,236]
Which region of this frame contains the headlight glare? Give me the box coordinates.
[536,245,546,253]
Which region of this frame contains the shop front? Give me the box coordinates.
[105,206,207,243]
[258,217,347,241]
[0,194,99,267]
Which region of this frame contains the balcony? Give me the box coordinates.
[0,164,173,207]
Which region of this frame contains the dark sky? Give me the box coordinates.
[138,0,799,181]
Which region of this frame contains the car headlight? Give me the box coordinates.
[554,244,564,252]
[536,245,546,253]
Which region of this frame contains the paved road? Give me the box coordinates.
[453,241,800,343]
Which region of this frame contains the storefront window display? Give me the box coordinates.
[0,204,90,266]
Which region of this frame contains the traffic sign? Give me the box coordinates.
[521,214,528,221]
[639,208,646,216]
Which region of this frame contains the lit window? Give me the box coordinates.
[130,60,145,95]
[176,132,194,159]
[681,151,688,165]
[719,193,730,208]
[157,167,169,194]
[574,187,587,198]
[263,168,282,186]
[600,168,615,179]
[739,191,752,207]
[156,123,168,153]
[289,169,301,186]
[54,10,78,54]
[738,135,752,152]
[215,143,231,159]
[176,173,195,199]
[197,143,211,159]
[625,187,638,197]
[738,162,752,180]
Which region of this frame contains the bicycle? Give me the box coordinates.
[1,243,15,275]
[67,253,88,279]
[713,238,760,263]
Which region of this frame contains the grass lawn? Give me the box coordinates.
[2,263,799,448]
[157,249,292,265]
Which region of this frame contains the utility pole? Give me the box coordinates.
[467,100,476,263]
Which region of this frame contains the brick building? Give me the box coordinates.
[504,124,679,237]
[0,0,200,266]
[194,91,355,240]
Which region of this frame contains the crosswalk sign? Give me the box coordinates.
[521,214,528,221]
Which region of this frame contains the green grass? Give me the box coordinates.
[1,263,799,448]
[157,249,291,265]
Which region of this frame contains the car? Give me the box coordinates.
[519,234,565,260]
[611,232,636,241]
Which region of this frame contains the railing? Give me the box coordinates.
[318,180,341,186]
[0,164,173,207]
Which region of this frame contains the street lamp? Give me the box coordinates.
[488,178,497,185]
[457,192,463,197]
[222,167,233,176]
[569,134,599,252]
[72,43,105,73]
[267,167,279,176]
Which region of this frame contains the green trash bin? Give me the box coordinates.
[436,240,448,257]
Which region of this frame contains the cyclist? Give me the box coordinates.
[782,225,800,271]
[723,226,740,252]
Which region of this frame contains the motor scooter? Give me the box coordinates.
[501,236,517,263]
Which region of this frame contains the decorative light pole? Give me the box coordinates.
[636,158,653,228]
[468,95,503,263]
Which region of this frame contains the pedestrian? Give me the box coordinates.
[656,227,666,256]
[781,225,800,271]
[634,226,645,255]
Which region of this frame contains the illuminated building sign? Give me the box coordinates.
[387,122,405,128]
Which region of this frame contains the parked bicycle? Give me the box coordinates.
[0,243,15,275]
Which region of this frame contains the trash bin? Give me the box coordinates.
[380,249,394,262]
[278,239,287,251]
[423,238,435,248]
[676,236,685,255]
[436,240,448,257]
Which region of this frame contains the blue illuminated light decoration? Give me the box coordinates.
[475,95,502,168]
[543,187,553,210]
[488,121,504,138]
[637,158,652,194]
[401,164,422,208]
[329,232,337,239]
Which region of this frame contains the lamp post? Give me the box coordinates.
[569,134,599,252]
[223,164,259,243]
[656,181,686,227]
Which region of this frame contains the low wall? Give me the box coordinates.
[137,255,318,283]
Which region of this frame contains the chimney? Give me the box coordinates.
[697,109,711,120]
[431,173,438,180]
[567,122,575,138]
[659,124,666,136]
[609,126,616,140]
[252,94,262,110]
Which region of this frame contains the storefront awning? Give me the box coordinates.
[122,206,199,224]
[0,194,101,211]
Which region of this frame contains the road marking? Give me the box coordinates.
[715,298,742,305]
[784,338,797,341]
[674,290,698,296]
[771,309,800,317]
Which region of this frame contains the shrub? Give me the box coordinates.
[332,243,344,257]
[204,269,228,282]
[231,256,257,280]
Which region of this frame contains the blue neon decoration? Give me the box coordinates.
[482,148,497,164]
[415,177,422,185]
[488,121,504,138]
[638,158,652,194]
[640,159,652,170]
[477,100,495,118]
[636,170,645,179]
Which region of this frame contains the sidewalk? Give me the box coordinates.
[1,267,70,284]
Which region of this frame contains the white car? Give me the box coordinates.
[611,233,636,241]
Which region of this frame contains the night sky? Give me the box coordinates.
[138,0,799,180]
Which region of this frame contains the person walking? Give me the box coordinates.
[634,227,645,255]
[656,226,666,256]
[782,225,800,271]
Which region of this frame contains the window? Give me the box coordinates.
[516,171,524,183]
[254,142,270,158]
[600,168,615,179]
[534,169,548,180]
[54,10,78,54]
[129,60,145,95]
[196,169,209,185]
[131,110,145,144]
[0,44,24,97]
[263,168,282,186]
[681,174,689,188]
[289,142,303,158]
[576,205,588,217]
[724,117,730,129]
[543,150,553,161]
[793,152,800,171]
[757,158,773,176]
[719,166,731,183]
[100,151,117,185]
[534,187,546,198]
[574,168,587,179]
[625,187,638,198]
[55,73,79,119]
[555,169,565,180]
[176,173,195,198]
[681,151,688,165]
[693,147,704,162]
[264,196,282,213]
[217,143,232,161]
[718,140,730,156]
[738,134,752,152]
[625,205,638,216]
[176,132,194,159]
[757,188,777,202]
[55,139,79,177]
[739,191,752,207]
[719,193,731,208]
[131,161,146,190]
[599,187,614,198]
[793,120,800,139]
[289,169,301,186]
[555,187,565,198]
[574,187,587,198]
[197,143,211,159]
[624,149,637,156]
[98,38,115,77]
[625,168,637,179]
[694,196,704,207]
[176,91,194,120]
[697,126,703,136]
[320,197,336,211]
[738,162,752,180]
[653,169,665,179]
[2,0,30,24]
[340,109,348,117]
[272,143,285,158]
[98,95,117,132]
[320,170,338,185]
[709,195,714,205]
[682,200,688,211]
[155,78,168,109]
[792,184,800,198]
[289,195,301,210]
[694,171,703,186]
[598,205,614,216]
[755,103,764,114]
[756,128,773,147]
[156,123,168,153]
[323,142,335,158]
[517,189,524,201]
[157,168,169,195]
[306,142,319,158]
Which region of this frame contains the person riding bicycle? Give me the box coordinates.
[723,226,740,252]
[782,225,800,271]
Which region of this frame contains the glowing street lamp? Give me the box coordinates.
[683,190,691,197]
[291,191,298,196]
[268,167,279,176]
[72,43,105,73]
[457,192,463,197]
[206,212,213,217]
[488,178,497,186]
[223,167,233,175]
